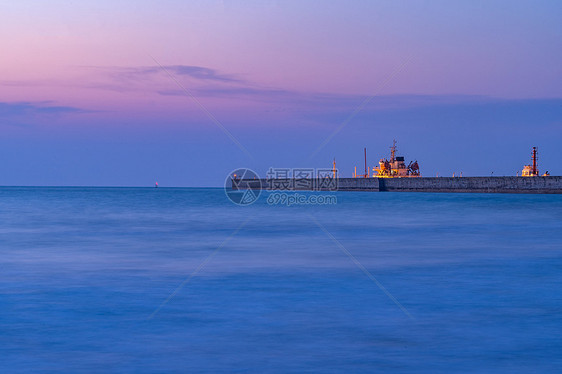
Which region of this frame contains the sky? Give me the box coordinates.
[1,0,561,186]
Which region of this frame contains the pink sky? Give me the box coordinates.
[1,1,561,185]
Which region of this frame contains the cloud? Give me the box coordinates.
[0,65,502,114]
[302,96,562,130]
[165,65,241,83]
[91,64,242,84]
[156,84,497,112]
[157,86,292,99]
[0,101,89,118]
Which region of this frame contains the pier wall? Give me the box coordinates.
[233,176,562,194]
[378,176,562,193]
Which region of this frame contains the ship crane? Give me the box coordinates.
[408,161,420,176]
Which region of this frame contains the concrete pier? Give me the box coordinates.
[232,176,562,194]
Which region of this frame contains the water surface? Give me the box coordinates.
[1,187,561,373]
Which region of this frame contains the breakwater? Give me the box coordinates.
[232,176,562,194]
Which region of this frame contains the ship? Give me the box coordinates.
[352,141,420,178]
[372,140,420,177]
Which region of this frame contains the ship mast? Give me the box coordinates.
[390,139,397,162]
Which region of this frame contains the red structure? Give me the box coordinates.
[532,147,538,176]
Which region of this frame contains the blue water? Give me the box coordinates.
[1,187,562,373]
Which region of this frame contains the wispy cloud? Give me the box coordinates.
[0,64,500,113]
[157,86,292,99]
[156,84,496,111]
[1,65,243,94]
[4,63,556,128]
[90,65,242,84]
[0,101,89,118]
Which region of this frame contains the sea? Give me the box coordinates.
[1,187,561,373]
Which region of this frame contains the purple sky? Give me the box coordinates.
[1,1,561,186]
